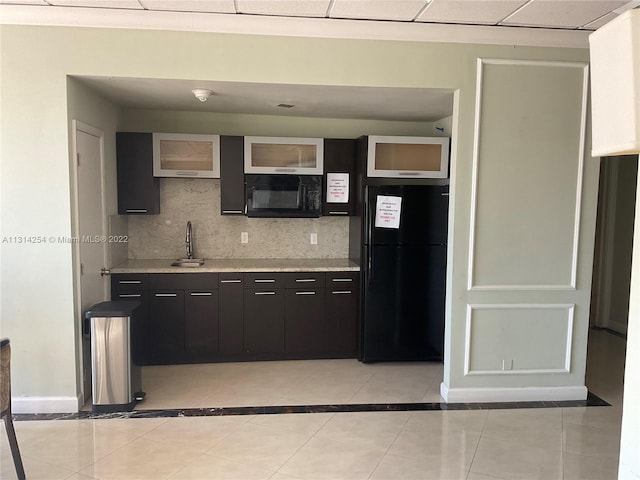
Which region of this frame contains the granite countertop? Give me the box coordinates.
[111,258,360,274]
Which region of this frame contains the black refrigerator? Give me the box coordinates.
[360,184,448,363]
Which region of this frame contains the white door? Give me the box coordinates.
[74,121,109,404]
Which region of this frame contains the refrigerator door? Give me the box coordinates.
[365,185,448,246]
[361,243,446,362]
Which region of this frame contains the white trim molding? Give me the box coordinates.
[0,4,590,49]
[464,303,576,376]
[440,382,588,403]
[12,396,80,414]
[467,58,589,292]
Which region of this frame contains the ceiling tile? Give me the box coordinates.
[580,11,618,29]
[501,0,628,28]
[140,0,235,13]
[236,0,331,17]
[416,0,528,25]
[47,0,143,8]
[329,0,429,21]
[0,1,49,4]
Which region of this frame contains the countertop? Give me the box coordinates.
[111,258,360,274]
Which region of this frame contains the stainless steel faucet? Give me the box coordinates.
[185,221,193,259]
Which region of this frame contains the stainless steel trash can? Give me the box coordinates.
[85,301,145,413]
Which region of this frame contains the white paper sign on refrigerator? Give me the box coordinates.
[375,195,402,229]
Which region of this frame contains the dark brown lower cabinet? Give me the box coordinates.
[148,290,185,364]
[218,274,245,356]
[325,272,359,356]
[185,289,219,360]
[244,288,285,355]
[285,289,325,354]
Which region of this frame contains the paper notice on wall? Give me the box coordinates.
[375,195,402,229]
[326,173,349,203]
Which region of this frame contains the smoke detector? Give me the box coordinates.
[192,89,213,102]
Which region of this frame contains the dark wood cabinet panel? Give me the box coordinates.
[244,289,285,355]
[285,288,325,354]
[220,135,245,215]
[219,274,244,356]
[323,138,357,216]
[325,288,359,356]
[111,274,149,365]
[116,132,160,215]
[185,289,219,359]
[148,290,185,364]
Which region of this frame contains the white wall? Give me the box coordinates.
[0,24,596,411]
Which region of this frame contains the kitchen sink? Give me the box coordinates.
[171,258,205,267]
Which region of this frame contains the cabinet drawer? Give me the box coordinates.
[149,273,218,290]
[325,272,359,289]
[112,274,148,290]
[283,272,325,289]
[219,272,244,286]
[244,272,286,288]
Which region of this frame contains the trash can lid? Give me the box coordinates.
[84,300,141,319]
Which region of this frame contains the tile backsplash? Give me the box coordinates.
[126,178,350,259]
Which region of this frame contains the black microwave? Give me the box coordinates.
[245,174,322,218]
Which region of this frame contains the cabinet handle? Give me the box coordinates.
[155,293,177,297]
[254,291,276,295]
[190,292,212,296]
[118,293,142,298]
[331,278,353,282]
[295,291,316,295]
[398,172,420,176]
[119,280,142,284]
[255,279,276,283]
[328,211,349,215]
[176,171,198,176]
[222,210,244,214]
[125,209,148,213]
[220,279,242,284]
[295,279,316,283]
[442,192,450,196]
[275,168,296,173]
[332,290,352,295]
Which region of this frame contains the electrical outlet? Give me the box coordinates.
[241,232,248,244]
[502,359,513,371]
[310,233,318,245]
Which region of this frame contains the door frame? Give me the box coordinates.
[70,119,109,406]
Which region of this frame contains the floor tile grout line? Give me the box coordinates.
[365,409,414,479]
[465,407,490,480]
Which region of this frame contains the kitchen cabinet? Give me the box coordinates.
[323,138,357,216]
[218,273,244,355]
[219,135,245,215]
[366,135,450,179]
[244,136,324,175]
[111,274,149,365]
[325,272,359,356]
[243,273,285,355]
[148,273,219,364]
[116,132,160,214]
[283,272,326,354]
[152,133,220,178]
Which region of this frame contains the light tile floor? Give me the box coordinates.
[1,328,626,479]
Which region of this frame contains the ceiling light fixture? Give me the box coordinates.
[192,89,214,102]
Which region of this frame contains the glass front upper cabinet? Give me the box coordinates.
[367,135,450,178]
[153,133,220,178]
[244,136,324,175]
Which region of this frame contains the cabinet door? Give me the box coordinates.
[325,272,359,356]
[285,289,325,354]
[244,289,285,355]
[366,135,449,179]
[220,136,245,215]
[116,132,160,214]
[244,136,324,174]
[185,289,219,360]
[323,138,357,216]
[219,274,244,355]
[111,274,149,365]
[148,290,185,363]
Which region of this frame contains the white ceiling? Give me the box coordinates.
[2,0,637,30]
[4,0,638,121]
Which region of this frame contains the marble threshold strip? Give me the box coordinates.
[13,392,609,421]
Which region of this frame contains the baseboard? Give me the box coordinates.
[440,383,588,403]
[12,395,80,414]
